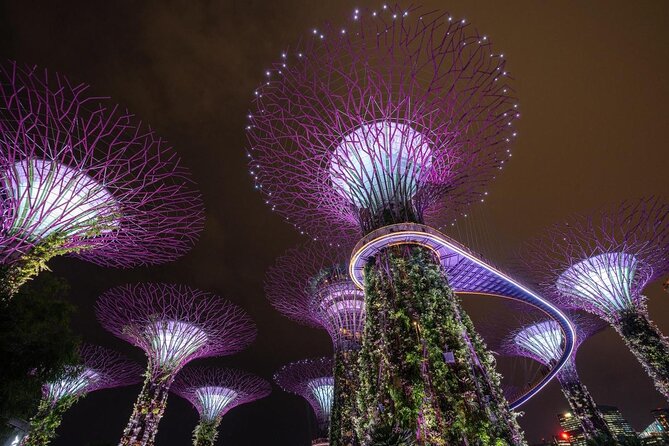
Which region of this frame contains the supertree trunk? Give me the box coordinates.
[355,245,525,446]
[613,308,669,400]
[192,417,222,446]
[119,369,175,446]
[556,363,616,443]
[20,395,80,446]
[331,349,360,446]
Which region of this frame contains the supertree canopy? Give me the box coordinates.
[21,344,141,446]
[172,367,271,446]
[248,5,523,444]
[523,197,669,400]
[504,314,616,443]
[275,357,334,446]
[266,242,364,445]
[0,61,205,299]
[95,283,256,446]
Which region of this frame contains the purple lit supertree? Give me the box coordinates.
[21,344,142,446]
[266,242,363,445]
[0,61,204,299]
[503,313,616,443]
[248,5,522,444]
[95,283,256,446]
[275,357,334,446]
[523,197,669,400]
[172,367,271,446]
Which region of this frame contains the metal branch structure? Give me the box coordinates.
[172,367,271,446]
[523,197,669,400]
[275,357,334,446]
[248,5,524,444]
[95,283,256,446]
[266,242,363,445]
[0,61,205,299]
[21,344,142,446]
[504,314,616,443]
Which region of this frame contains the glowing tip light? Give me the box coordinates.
[3,159,119,240]
[308,377,334,419]
[556,252,637,314]
[195,387,238,420]
[149,320,208,367]
[329,120,434,211]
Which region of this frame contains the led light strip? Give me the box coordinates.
[349,223,576,409]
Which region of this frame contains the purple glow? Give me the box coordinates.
[172,367,271,420]
[523,197,669,322]
[512,320,564,366]
[43,344,141,405]
[349,222,576,408]
[266,242,365,351]
[95,283,256,374]
[274,357,334,428]
[248,5,518,241]
[0,61,204,267]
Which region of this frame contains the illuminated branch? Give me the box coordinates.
[249,5,524,444]
[266,241,363,445]
[0,61,204,298]
[275,357,334,445]
[522,197,669,400]
[95,283,256,446]
[172,367,271,446]
[21,344,141,446]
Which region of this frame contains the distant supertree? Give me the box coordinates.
[248,5,523,444]
[523,197,669,400]
[266,242,363,446]
[0,61,204,299]
[95,283,256,446]
[21,344,141,446]
[275,357,334,446]
[172,367,271,446]
[504,314,616,443]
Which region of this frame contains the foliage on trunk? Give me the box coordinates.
[193,417,221,446]
[20,395,80,446]
[355,245,525,446]
[119,368,174,446]
[614,309,669,400]
[557,363,617,444]
[331,349,360,446]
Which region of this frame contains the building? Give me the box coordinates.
[640,409,669,446]
[557,411,586,446]
[557,406,639,444]
[599,405,638,441]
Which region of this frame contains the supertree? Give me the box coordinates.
[171,367,271,446]
[266,242,364,446]
[95,283,256,446]
[523,197,669,400]
[248,4,525,444]
[0,61,204,299]
[275,357,334,446]
[21,344,142,446]
[503,313,617,444]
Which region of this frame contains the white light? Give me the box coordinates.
[3,159,119,241]
[46,367,100,403]
[196,386,238,420]
[514,321,564,364]
[149,320,208,367]
[308,377,334,418]
[329,120,434,212]
[557,252,638,314]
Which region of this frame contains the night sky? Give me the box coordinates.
[1,1,668,445]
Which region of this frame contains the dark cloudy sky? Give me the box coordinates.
[1,1,668,445]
